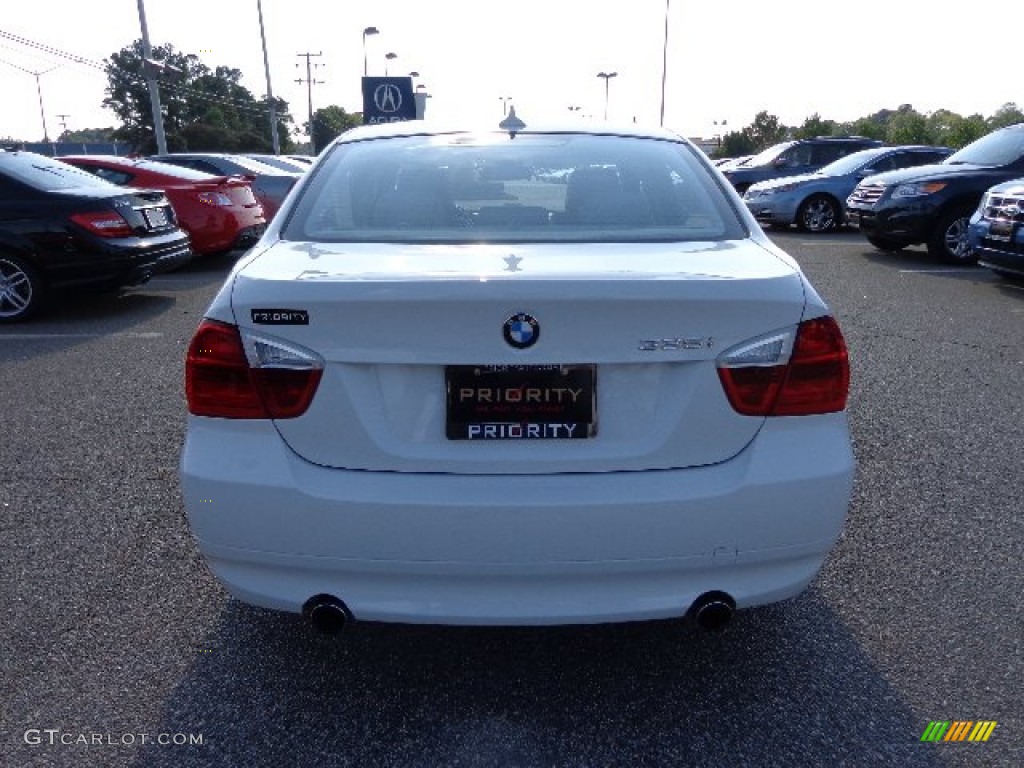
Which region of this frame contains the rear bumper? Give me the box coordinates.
[180,414,854,625]
[49,230,192,289]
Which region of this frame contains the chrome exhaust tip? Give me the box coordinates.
[302,594,351,635]
[690,591,735,632]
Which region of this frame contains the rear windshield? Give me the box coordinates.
[282,132,745,243]
[134,160,219,180]
[0,153,116,191]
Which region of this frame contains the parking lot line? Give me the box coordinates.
[897,268,983,274]
[0,332,164,340]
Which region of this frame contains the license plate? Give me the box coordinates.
[988,220,1013,242]
[143,207,169,229]
[445,364,596,440]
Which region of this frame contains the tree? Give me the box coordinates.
[886,108,932,145]
[792,113,838,139]
[743,111,788,151]
[926,110,986,149]
[57,127,117,143]
[717,131,754,158]
[306,106,362,153]
[988,102,1024,130]
[102,40,294,153]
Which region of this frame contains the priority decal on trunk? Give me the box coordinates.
[251,309,310,325]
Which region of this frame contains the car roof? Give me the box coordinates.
[335,119,689,146]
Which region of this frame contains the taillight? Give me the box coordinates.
[196,191,233,206]
[717,316,849,417]
[185,319,323,419]
[69,211,134,237]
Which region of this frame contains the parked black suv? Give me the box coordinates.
[0,151,192,322]
[721,136,884,194]
[846,123,1024,263]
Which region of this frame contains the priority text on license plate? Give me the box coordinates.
[445,364,596,440]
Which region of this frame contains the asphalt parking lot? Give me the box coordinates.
[1,231,1021,768]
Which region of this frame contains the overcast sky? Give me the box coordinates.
[1,0,1020,143]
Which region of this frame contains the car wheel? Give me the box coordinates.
[927,207,976,263]
[797,195,839,233]
[866,235,906,252]
[0,253,44,323]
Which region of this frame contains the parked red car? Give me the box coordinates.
[60,156,266,256]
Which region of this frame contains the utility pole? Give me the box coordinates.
[1,61,58,142]
[136,0,168,154]
[295,51,323,154]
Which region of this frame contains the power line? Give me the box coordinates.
[0,28,104,69]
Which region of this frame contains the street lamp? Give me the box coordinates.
[499,96,513,115]
[597,71,617,120]
[362,26,379,77]
[714,119,728,146]
[384,52,397,76]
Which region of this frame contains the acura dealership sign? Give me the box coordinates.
[362,77,417,124]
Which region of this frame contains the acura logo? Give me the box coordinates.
[503,313,539,349]
[373,84,403,113]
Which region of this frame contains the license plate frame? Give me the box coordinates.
[143,206,169,229]
[445,364,596,440]
[988,219,1014,242]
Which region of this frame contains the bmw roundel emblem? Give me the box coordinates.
[503,312,540,349]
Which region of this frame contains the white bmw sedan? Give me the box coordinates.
[180,121,854,631]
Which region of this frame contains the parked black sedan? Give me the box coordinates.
[0,151,192,322]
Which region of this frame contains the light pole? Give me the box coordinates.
[659,0,670,126]
[256,0,280,154]
[384,52,397,76]
[499,96,512,116]
[136,0,168,154]
[1,61,59,142]
[713,119,728,147]
[362,26,378,77]
[597,71,617,120]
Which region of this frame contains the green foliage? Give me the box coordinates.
[730,102,1017,153]
[743,111,789,151]
[103,39,294,153]
[792,114,838,139]
[307,105,362,153]
[926,110,987,148]
[58,127,117,143]
[718,131,755,158]
[886,110,931,145]
[988,102,1024,130]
